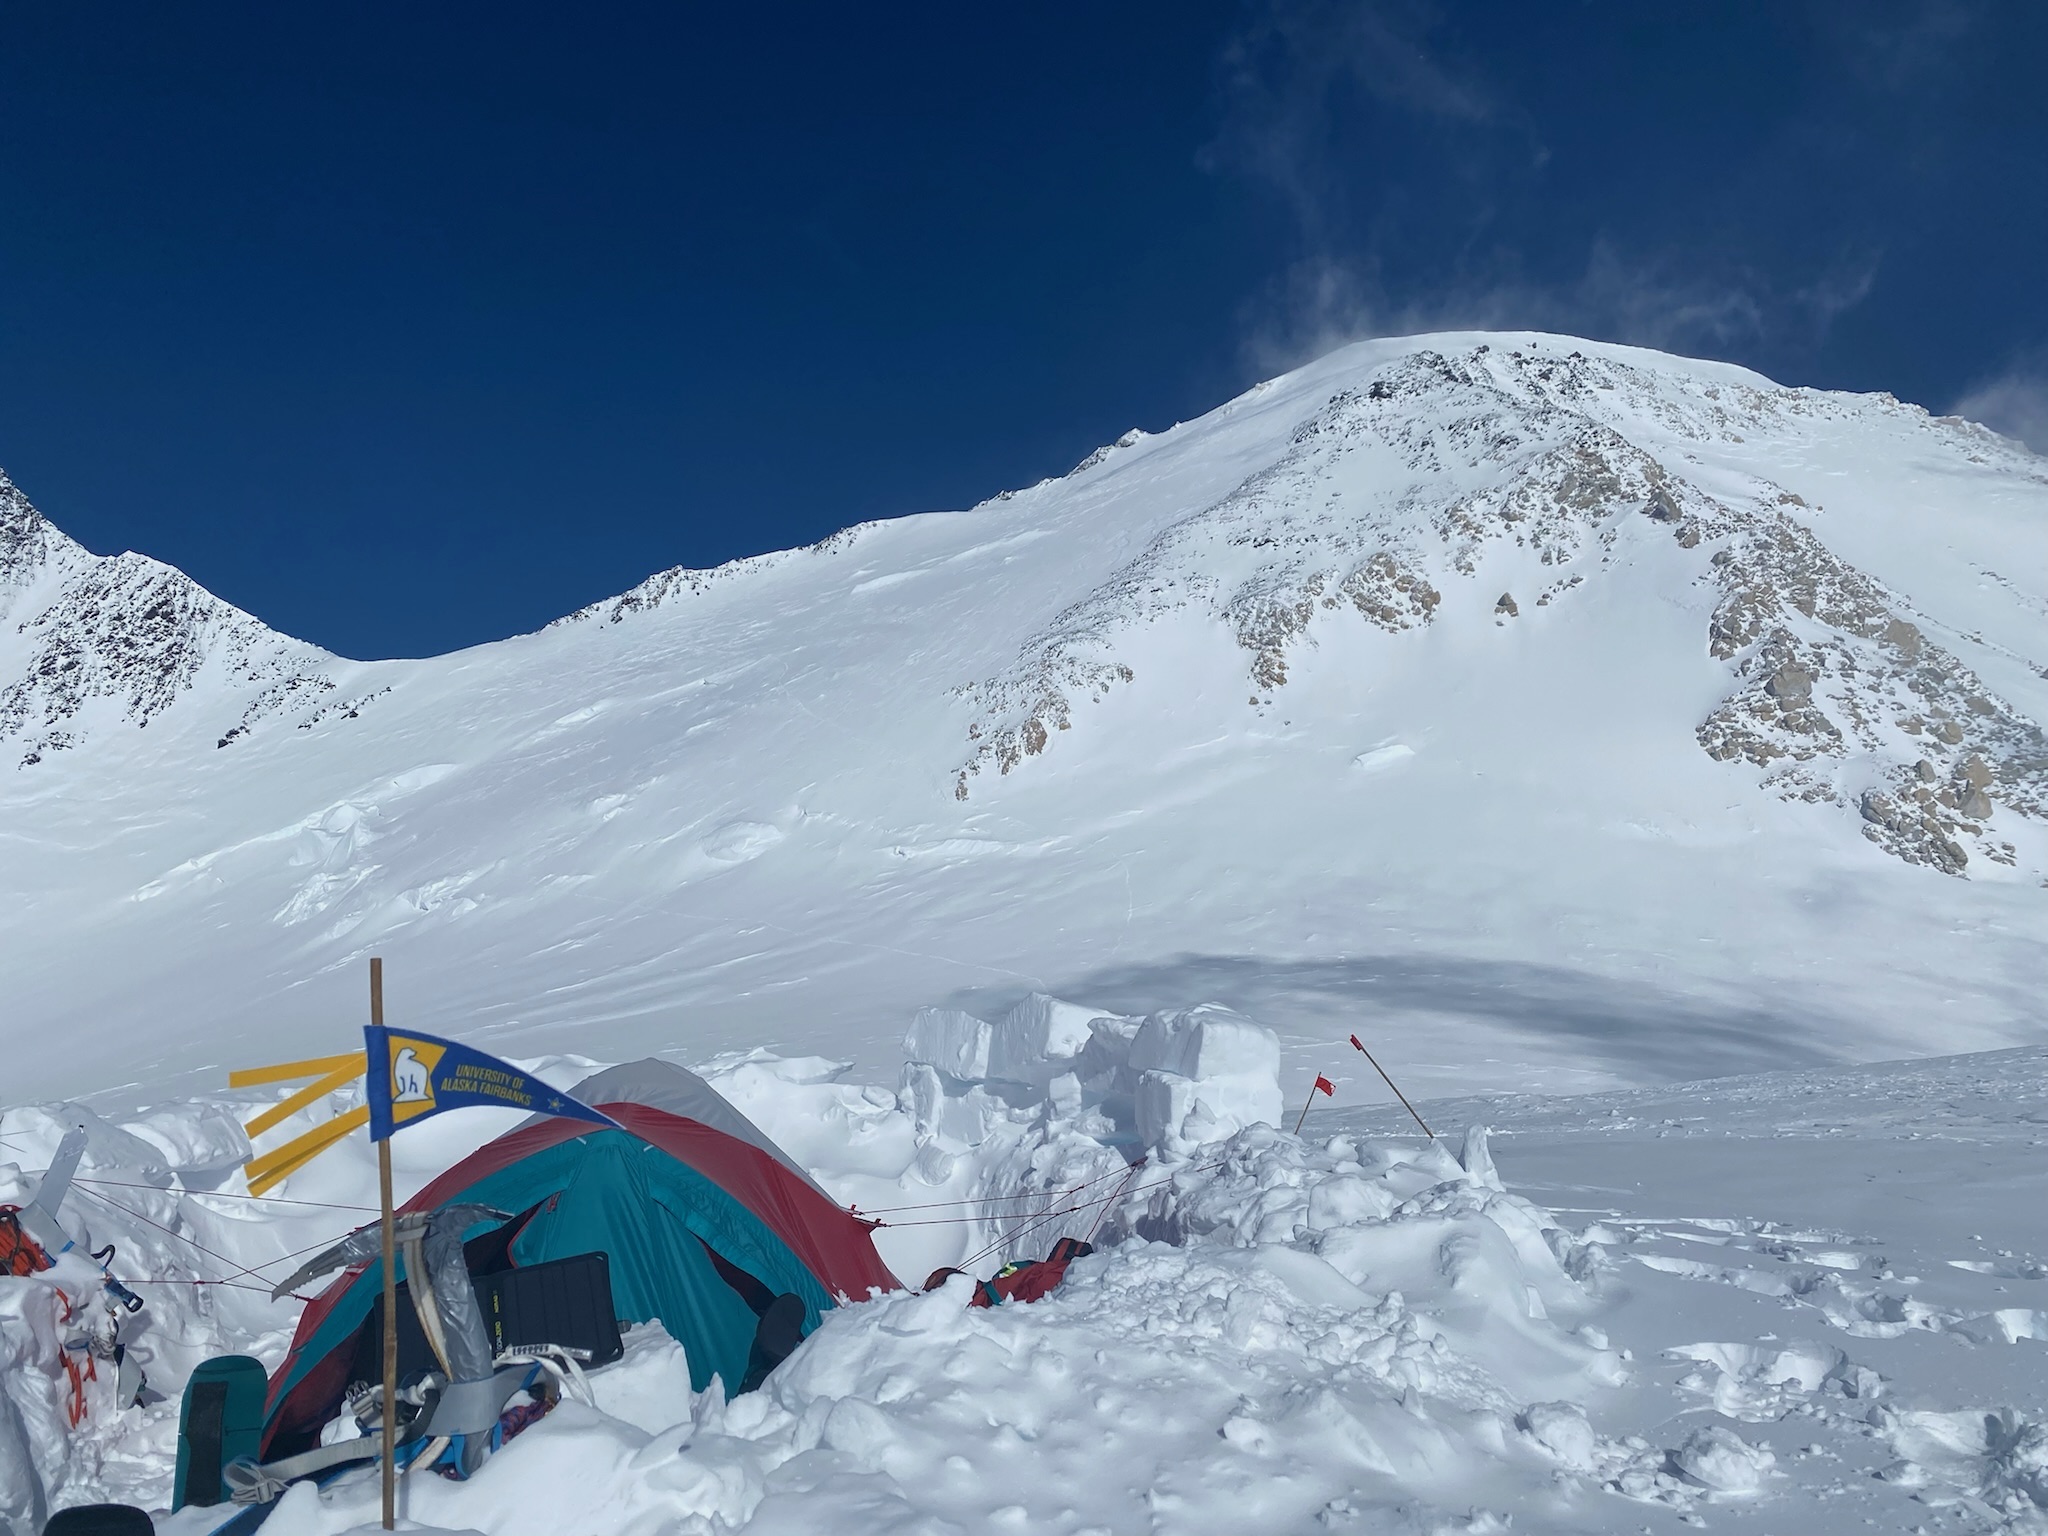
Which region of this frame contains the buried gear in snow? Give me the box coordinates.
[270,1204,520,1482]
[4,1125,85,1276]
[270,1202,520,1477]
[272,1202,510,1387]
[922,1237,1096,1307]
[0,1205,51,1277]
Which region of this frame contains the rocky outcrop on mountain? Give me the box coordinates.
[1691,504,2046,874]
[949,344,2048,876]
[0,471,344,766]
[0,473,64,605]
[552,520,892,628]
[952,348,1717,800]
[557,553,785,627]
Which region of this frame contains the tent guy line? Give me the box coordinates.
[71,1183,345,1300]
[74,1176,383,1215]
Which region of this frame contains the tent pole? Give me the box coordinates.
[372,957,396,1532]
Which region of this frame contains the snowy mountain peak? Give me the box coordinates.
[947,339,2048,876]
[0,468,81,605]
[0,469,345,766]
[13,336,2038,876]
[3,333,2046,1108]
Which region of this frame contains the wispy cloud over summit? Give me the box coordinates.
[1203,2,1932,377]
[1953,363,2048,456]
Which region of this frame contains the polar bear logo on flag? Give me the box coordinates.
[392,1046,434,1105]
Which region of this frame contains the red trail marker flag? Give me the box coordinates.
[1293,1071,1337,1135]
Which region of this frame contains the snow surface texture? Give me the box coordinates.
[4,998,2046,1534]
[2,333,2047,1108]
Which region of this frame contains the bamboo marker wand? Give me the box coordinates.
[1349,1034,1433,1140]
[374,957,396,1532]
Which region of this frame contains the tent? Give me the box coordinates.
[260,1060,900,1457]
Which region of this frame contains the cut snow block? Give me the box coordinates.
[1128,1004,1280,1083]
[1129,1006,1285,1149]
[898,1061,1002,1147]
[1136,1070,1198,1148]
[989,994,1115,1086]
[1205,1073,1284,1138]
[1181,1075,1284,1145]
[1136,1067,1285,1151]
[938,1087,1002,1147]
[899,1062,944,1137]
[1048,1072,1083,1118]
[59,1104,175,1181]
[902,1007,993,1082]
[1458,1125,1503,1191]
[1077,1015,1141,1083]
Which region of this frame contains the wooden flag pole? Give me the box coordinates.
[373,957,396,1533]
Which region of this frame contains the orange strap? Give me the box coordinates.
[64,1347,97,1428]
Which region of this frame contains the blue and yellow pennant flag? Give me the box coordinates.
[364,1024,621,1142]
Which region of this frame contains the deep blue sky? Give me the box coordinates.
[3,3,2043,659]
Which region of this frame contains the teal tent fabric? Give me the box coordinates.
[273,1130,832,1410]
[473,1131,832,1393]
[264,1060,902,1457]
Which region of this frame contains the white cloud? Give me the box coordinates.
[1239,242,1880,377]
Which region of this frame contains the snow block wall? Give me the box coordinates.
[902,1006,994,1082]
[1127,1003,1284,1147]
[902,993,1286,1155]
[987,993,1106,1088]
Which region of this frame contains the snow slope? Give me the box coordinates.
[3,333,2046,1110]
